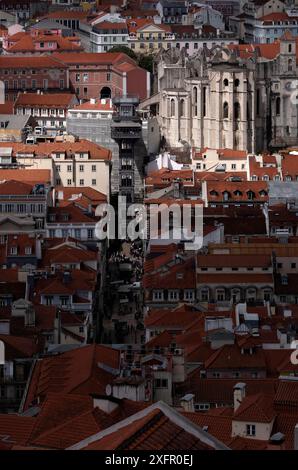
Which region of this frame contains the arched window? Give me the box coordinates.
[289,44,292,53]
[235,78,240,87]
[223,78,229,87]
[276,96,280,116]
[193,87,198,116]
[288,58,293,72]
[180,99,185,117]
[202,86,207,117]
[256,89,260,116]
[223,101,229,119]
[170,98,175,117]
[234,102,240,120]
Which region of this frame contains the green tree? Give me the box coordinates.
[138,54,154,74]
[108,46,137,60]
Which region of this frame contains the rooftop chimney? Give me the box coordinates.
[233,382,246,412]
[91,394,119,414]
[180,393,195,413]
[295,424,298,450]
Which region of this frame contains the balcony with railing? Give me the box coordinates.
[111,122,142,140]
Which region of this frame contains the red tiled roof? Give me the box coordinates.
[83,408,213,450]
[0,169,51,184]
[52,52,136,66]
[274,379,298,408]
[5,32,82,53]
[0,56,67,69]
[15,93,77,108]
[181,411,232,445]
[47,203,99,224]
[259,12,291,22]
[233,393,275,423]
[43,11,89,19]
[42,243,97,266]
[197,254,272,268]
[0,180,34,195]
[0,415,35,446]
[206,180,268,202]
[281,153,298,178]
[0,140,111,161]
[229,42,280,61]
[0,334,40,360]
[71,98,113,111]
[175,377,278,405]
[143,257,196,289]
[145,304,200,329]
[23,344,120,410]
[204,344,267,370]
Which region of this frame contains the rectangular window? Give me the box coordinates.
[45,296,53,306]
[79,179,84,185]
[107,72,111,81]
[79,165,84,172]
[92,165,96,172]
[92,179,96,185]
[246,424,256,436]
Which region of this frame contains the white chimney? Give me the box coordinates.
[233,383,246,412]
[92,394,119,414]
[0,81,4,105]
[295,424,298,450]
[180,393,195,412]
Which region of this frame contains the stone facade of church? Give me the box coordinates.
[154,34,298,153]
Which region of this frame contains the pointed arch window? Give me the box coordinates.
[234,102,240,120]
[193,87,198,116]
[170,98,175,117]
[223,101,229,119]
[180,99,185,117]
[276,97,280,116]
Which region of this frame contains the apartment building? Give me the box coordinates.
[91,21,128,53]
[14,92,79,135]
[127,19,175,53]
[2,30,83,54]
[0,56,69,102]
[0,138,111,198]
[52,52,150,101]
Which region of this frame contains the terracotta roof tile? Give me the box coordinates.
[15,92,77,108]
[234,393,275,423]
